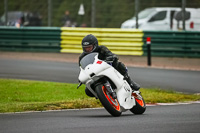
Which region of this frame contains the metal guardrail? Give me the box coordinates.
[61,27,144,56]
[0,26,61,52]
[0,27,199,58]
[143,31,200,57]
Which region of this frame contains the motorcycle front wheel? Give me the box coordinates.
[95,84,122,117]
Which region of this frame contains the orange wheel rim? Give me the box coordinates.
[132,92,144,107]
[102,86,120,111]
[136,98,144,107]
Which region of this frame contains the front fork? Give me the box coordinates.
[104,81,117,99]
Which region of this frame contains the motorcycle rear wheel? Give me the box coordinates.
[95,84,122,117]
[130,94,146,114]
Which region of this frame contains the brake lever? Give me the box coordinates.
[77,82,82,89]
[106,61,113,66]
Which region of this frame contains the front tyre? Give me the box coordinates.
[95,84,122,117]
[130,93,146,114]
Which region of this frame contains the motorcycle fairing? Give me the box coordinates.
[78,53,136,110]
[97,67,135,110]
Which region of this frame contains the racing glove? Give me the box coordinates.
[105,55,118,63]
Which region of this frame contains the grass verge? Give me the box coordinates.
[0,79,199,113]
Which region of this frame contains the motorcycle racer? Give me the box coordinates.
[79,34,140,97]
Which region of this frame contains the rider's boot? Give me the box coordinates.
[124,74,140,91]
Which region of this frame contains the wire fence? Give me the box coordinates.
[0,0,200,29]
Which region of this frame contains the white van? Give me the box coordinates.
[121,7,200,31]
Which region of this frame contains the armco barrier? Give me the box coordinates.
[0,26,61,52]
[0,27,200,58]
[61,27,144,56]
[143,31,200,58]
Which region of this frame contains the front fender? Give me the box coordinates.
[85,76,105,99]
[78,67,90,83]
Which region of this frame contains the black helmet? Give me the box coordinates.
[81,34,98,53]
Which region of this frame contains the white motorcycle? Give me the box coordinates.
[77,53,146,116]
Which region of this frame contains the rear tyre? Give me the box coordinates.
[130,95,146,114]
[95,84,122,117]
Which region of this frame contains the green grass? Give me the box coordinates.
[0,79,199,113]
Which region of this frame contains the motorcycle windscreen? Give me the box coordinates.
[80,52,98,69]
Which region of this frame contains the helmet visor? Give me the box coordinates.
[83,44,94,53]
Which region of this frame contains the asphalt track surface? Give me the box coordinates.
[0,58,200,133]
[0,58,199,93]
[0,104,200,133]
